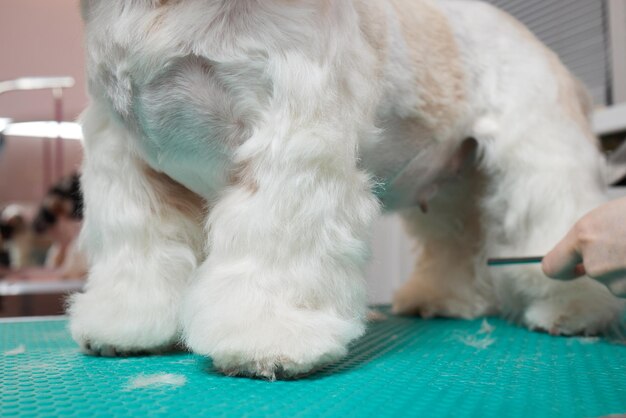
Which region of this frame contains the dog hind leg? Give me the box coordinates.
[477,113,624,335]
[393,167,496,319]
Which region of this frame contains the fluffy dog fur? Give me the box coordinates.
[70,0,624,378]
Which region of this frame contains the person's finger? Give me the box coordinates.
[541,229,584,280]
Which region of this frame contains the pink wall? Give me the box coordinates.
[0,1,86,206]
[0,138,83,206]
[0,0,88,121]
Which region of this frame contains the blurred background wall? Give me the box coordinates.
[0,0,85,206]
[0,0,87,121]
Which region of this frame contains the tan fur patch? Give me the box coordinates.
[154,0,176,6]
[229,161,259,194]
[147,0,182,34]
[142,164,206,222]
[146,11,167,35]
[388,0,466,132]
[353,0,388,65]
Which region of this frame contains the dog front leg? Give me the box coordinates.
[182,111,379,379]
[68,104,205,355]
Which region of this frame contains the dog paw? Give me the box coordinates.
[79,340,173,357]
[523,279,625,336]
[392,296,439,318]
[68,284,182,354]
[212,350,341,381]
[83,342,126,357]
[392,279,489,319]
[183,301,363,380]
[81,342,140,357]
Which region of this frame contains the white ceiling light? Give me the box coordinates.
[2,121,83,141]
[0,77,75,94]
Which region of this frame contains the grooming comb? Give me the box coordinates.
[487,256,543,266]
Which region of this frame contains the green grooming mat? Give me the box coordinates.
[2,309,625,417]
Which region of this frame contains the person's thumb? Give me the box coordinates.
[542,228,585,280]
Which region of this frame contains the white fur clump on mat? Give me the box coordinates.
[3,344,26,356]
[127,373,187,389]
[454,319,496,350]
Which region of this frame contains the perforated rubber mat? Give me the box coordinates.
[2,310,625,418]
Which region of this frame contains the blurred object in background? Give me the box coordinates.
[0,204,40,270]
[601,103,626,188]
[0,173,86,317]
[0,4,87,315]
[0,74,85,281]
[0,76,79,199]
[34,172,87,279]
[0,173,86,279]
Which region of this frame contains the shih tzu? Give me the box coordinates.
[70,0,624,379]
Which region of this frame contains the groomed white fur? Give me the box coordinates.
[71,0,624,378]
[68,103,205,354]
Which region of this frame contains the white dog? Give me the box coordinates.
[70,0,624,378]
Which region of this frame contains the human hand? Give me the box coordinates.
[542,197,626,285]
